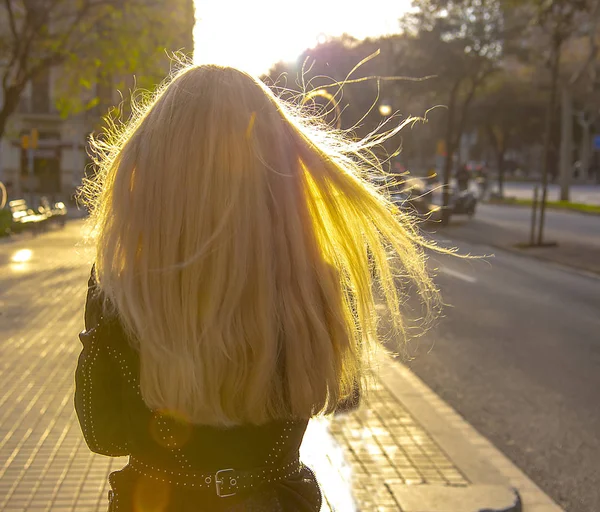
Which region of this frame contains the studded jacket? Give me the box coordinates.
[74,269,339,511]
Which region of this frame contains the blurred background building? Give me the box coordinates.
[0,0,195,205]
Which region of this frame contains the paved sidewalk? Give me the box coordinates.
[0,221,562,511]
[306,380,471,511]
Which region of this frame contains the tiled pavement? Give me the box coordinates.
[305,384,468,511]
[0,221,523,512]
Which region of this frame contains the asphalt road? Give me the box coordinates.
[405,229,600,511]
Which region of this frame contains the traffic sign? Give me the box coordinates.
[20,129,38,149]
[593,134,600,151]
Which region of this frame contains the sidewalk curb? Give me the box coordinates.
[391,485,521,512]
[377,353,564,512]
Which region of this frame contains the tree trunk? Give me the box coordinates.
[580,117,592,182]
[0,85,28,201]
[559,86,573,201]
[538,35,561,246]
[0,107,12,192]
[497,133,507,199]
[0,86,24,141]
[441,136,456,226]
[486,125,505,198]
[0,105,14,144]
[441,84,460,227]
[497,152,505,198]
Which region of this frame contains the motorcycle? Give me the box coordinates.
[449,187,477,217]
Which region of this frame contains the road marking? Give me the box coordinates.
[439,266,477,283]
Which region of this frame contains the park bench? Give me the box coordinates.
[8,199,49,234]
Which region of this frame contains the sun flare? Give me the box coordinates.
[193,1,412,77]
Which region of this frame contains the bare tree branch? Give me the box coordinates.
[3,0,18,40]
[0,0,192,138]
[569,0,600,86]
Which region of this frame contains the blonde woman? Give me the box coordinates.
[75,64,438,511]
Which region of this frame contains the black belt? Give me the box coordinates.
[128,455,302,498]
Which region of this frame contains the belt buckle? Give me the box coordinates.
[215,468,236,498]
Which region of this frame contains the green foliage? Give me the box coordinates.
[0,209,12,236]
[264,0,598,182]
[470,69,547,148]
[403,0,506,95]
[52,0,194,119]
[0,0,194,137]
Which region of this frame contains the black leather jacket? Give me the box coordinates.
[74,269,333,511]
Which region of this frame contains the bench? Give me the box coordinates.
[9,199,49,233]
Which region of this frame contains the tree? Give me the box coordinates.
[264,35,435,171]
[470,69,546,196]
[403,0,505,224]
[571,58,600,182]
[0,0,194,139]
[264,35,383,132]
[508,0,598,243]
[555,1,600,199]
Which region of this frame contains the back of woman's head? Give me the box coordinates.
[85,64,439,426]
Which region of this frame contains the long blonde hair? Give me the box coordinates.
[83,64,439,426]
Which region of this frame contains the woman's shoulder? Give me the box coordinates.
[86,265,125,322]
[83,265,134,352]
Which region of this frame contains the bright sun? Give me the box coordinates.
[193,1,412,77]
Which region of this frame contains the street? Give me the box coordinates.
[1,215,598,511]
[432,203,600,275]
[473,202,600,249]
[1,220,550,512]
[3,0,600,509]
[407,222,600,511]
